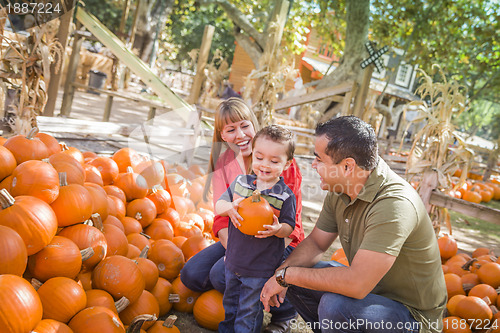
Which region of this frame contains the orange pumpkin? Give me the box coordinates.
[181,235,211,261]
[4,127,49,164]
[147,187,172,214]
[121,216,143,235]
[446,295,466,316]
[454,296,492,329]
[193,289,224,331]
[0,190,58,255]
[68,306,124,332]
[0,225,27,276]
[150,278,174,316]
[444,273,465,298]
[49,152,85,185]
[477,262,500,288]
[113,167,148,201]
[60,144,85,164]
[0,274,43,332]
[147,315,180,333]
[462,189,482,203]
[89,156,120,185]
[32,319,73,333]
[83,163,104,186]
[28,235,82,281]
[170,277,201,313]
[0,145,17,182]
[102,224,129,256]
[103,185,127,203]
[107,195,126,220]
[118,290,159,329]
[468,283,497,304]
[134,254,159,292]
[135,160,165,189]
[85,289,119,313]
[126,197,157,228]
[237,190,273,236]
[10,160,59,204]
[85,182,110,221]
[37,277,87,323]
[50,173,93,227]
[92,255,145,304]
[112,147,142,173]
[148,239,185,281]
[438,234,458,260]
[144,218,174,241]
[35,132,61,156]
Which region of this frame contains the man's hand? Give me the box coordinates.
[260,275,287,312]
[255,215,281,238]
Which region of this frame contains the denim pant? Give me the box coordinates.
[218,267,269,333]
[180,241,297,322]
[287,261,420,333]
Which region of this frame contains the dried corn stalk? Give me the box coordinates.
[0,9,63,135]
[242,20,298,126]
[404,65,473,234]
[200,49,229,103]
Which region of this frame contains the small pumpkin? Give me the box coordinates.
[3,127,49,164]
[144,218,174,241]
[32,319,73,333]
[237,190,273,236]
[112,147,142,173]
[10,160,59,204]
[68,306,124,332]
[150,278,173,316]
[88,156,120,185]
[148,239,185,281]
[118,290,159,329]
[437,234,458,260]
[146,187,171,214]
[170,277,201,313]
[454,296,492,329]
[113,167,148,201]
[0,145,17,182]
[126,197,157,228]
[181,235,211,261]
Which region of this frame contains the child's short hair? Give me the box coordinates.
[253,125,295,161]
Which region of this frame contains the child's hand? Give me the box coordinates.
[227,197,245,228]
[255,215,281,238]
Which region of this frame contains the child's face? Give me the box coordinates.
[221,120,256,157]
[252,136,291,183]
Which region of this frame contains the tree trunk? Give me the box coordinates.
[312,0,370,114]
[132,0,174,63]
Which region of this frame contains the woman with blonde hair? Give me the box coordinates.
[181,97,304,332]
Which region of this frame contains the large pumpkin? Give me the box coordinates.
[32,319,73,333]
[84,182,109,221]
[237,190,273,236]
[49,152,85,185]
[0,225,27,276]
[0,274,43,333]
[170,277,201,313]
[0,190,58,255]
[193,289,224,331]
[37,277,87,323]
[92,255,145,304]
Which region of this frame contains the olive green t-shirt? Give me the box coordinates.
[316,159,446,333]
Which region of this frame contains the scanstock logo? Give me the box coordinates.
[1,0,77,30]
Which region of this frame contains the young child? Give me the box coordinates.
[215,125,297,333]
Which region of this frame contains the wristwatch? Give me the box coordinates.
[275,266,289,287]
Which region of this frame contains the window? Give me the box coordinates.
[395,63,413,87]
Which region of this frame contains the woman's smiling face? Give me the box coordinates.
[220,119,256,157]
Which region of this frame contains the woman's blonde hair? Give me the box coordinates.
[203,98,260,201]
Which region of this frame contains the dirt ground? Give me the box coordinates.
[43,85,499,332]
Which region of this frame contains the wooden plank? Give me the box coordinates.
[72,82,172,111]
[76,7,193,121]
[430,190,500,225]
[275,82,352,111]
[60,32,84,117]
[352,65,374,118]
[188,25,214,104]
[103,95,114,122]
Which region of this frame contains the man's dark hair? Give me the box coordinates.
[253,125,295,161]
[315,116,378,170]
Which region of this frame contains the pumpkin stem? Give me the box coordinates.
[59,172,68,187]
[60,142,69,151]
[90,213,104,231]
[0,189,15,209]
[126,314,157,333]
[80,247,95,261]
[462,258,477,271]
[135,212,143,220]
[26,127,39,140]
[168,294,180,303]
[482,296,492,306]
[163,315,178,328]
[31,278,43,290]
[139,245,150,258]
[251,190,262,203]
[491,305,499,315]
[115,296,130,313]
[127,166,134,173]
[140,232,151,239]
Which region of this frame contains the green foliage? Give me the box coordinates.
[81,0,132,34]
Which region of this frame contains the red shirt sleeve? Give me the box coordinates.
[211,151,233,237]
[281,158,304,247]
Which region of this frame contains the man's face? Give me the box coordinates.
[312,135,345,193]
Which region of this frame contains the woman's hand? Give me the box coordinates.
[227,197,244,228]
[255,215,281,238]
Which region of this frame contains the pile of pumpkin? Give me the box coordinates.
[446,169,500,204]
[0,128,225,333]
[439,234,500,332]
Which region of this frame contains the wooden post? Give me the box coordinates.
[187,25,214,105]
[103,95,114,122]
[60,28,84,117]
[43,9,74,116]
[351,65,374,119]
[148,106,156,120]
[119,0,131,39]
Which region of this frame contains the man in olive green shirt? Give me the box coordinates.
[260,116,446,333]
